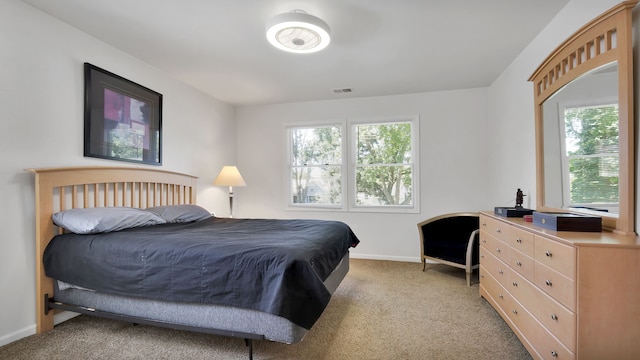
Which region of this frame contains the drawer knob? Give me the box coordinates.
[499,270,504,275]
[551,351,558,357]
[482,222,486,227]
[551,314,558,321]
[499,293,504,299]
[496,248,501,253]
[512,309,518,314]
[496,228,501,233]
[516,261,522,267]
[482,239,487,244]
[545,250,553,257]
[512,281,518,287]
[516,238,522,243]
[480,254,484,259]
[545,280,553,287]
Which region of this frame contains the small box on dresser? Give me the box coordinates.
[532,212,601,232]
[494,207,535,218]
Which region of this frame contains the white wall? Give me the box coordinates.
[235,88,490,261]
[0,0,236,345]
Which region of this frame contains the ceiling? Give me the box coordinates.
[20,0,569,106]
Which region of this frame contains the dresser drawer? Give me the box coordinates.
[480,215,511,243]
[479,265,512,315]
[534,261,576,311]
[505,226,535,257]
[509,248,534,281]
[509,270,576,352]
[507,299,575,360]
[534,235,576,280]
[480,231,510,264]
[480,247,510,289]
[480,214,500,235]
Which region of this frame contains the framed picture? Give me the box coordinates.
[84,63,162,165]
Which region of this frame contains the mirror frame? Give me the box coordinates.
[529,1,637,235]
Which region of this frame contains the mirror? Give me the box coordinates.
[529,1,636,234]
[542,62,619,213]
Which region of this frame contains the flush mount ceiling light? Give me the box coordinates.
[266,10,330,54]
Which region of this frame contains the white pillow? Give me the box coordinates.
[145,204,212,223]
[52,207,166,234]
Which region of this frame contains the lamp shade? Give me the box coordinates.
[213,166,246,187]
[266,10,330,54]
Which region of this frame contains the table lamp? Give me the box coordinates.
[213,166,246,217]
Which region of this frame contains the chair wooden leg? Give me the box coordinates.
[422,259,426,271]
[466,272,471,286]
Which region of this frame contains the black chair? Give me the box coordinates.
[417,212,480,286]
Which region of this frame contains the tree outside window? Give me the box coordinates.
[354,122,413,206]
[289,126,342,206]
[563,104,619,205]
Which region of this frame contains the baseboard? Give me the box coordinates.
[0,324,34,347]
[54,311,80,324]
[0,311,80,347]
[350,253,420,263]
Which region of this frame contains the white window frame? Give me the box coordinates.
[285,115,420,214]
[348,115,420,213]
[285,120,347,210]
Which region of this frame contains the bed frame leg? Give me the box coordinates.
[44,294,51,315]
[244,339,253,360]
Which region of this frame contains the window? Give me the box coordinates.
[286,115,419,212]
[561,103,619,208]
[353,121,414,207]
[289,124,344,207]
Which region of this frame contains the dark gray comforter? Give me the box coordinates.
[43,217,360,329]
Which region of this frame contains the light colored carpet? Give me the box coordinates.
[0,259,532,359]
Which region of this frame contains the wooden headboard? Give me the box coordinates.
[27,166,199,333]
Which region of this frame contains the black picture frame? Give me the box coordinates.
[84,63,162,165]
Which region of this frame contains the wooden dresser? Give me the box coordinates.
[479,211,640,360]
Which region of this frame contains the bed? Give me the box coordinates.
[29,166,359,359]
